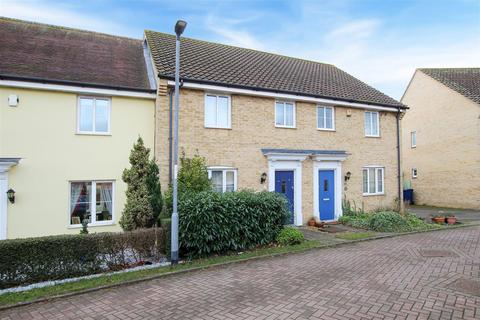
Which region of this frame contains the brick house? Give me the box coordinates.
[402,68,480,210]
[144,31,406,225]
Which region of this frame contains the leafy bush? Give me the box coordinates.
[0,228,166,289]
[340,211,438,233]
[147,158,163,223]
[276,227,304,246]
[179,190,288,257]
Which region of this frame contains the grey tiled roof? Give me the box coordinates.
[145,31,404,108]
[0,17,153,92]
[261,149,347,155]
[419,68,480,104]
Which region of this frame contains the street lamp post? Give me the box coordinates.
[171,19,187,265]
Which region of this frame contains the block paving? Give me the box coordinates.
[1,226,479,319]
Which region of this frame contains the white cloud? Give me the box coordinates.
[0,0,138,37]
[327,19,381,39]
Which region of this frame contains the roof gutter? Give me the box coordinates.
[164,77,406,112]
[0,74,156,94]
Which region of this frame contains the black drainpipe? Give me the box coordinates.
[396,108,402,211]
[168,88,174,184]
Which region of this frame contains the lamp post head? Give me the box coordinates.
[175,20,187,37]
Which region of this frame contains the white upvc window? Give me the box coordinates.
[275,101,295,128]
[364,111,380,137]
[69,181,114,226]
[77,96,111,134]
[412,168,418,178]
[317,106,335,130]
[204,94,231,128]
[362,167,384,195]
[208,168,237,193]
[411,131,417,148]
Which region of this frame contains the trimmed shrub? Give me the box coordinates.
[276,227,304,246]
[159,218,172,258]
[368,211,408,232]
[179,190,288,257]
[0,228,166,289]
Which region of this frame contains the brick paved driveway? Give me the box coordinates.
[1,227,479,320]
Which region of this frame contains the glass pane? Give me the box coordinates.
[369,168,376,194]
[365,112,372,135]
[225,171,235,192]
[281,180,286,193]
[411,132,416,146]
[377,169,383,193]
[324,179,329,191]
[96,182,113,222]
[317,107,325,128]
[70,182,91,225]
[275,102,284,126]
[79,98,94,132]
[285,103,294,126]
[371,112,378,135]
[205,95,217,127]
[362,170,368,193]
[217,96,229,127]
[211,171,223,192]
[325,107,333,129]
[95,99,109,133]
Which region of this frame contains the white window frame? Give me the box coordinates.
[204,93,231,129]
[362,167,385,196]
[77,96,111,135]
[68,180,115,227]
[207,167,237,192]
[411,131,417,148]
[317,106,335,131]
[275,101,296,128]
[364,111,380,137]
[412,168,418,178]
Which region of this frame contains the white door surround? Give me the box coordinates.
[265,154,307,226]
[0,158,20,240]
[313,155,347,222]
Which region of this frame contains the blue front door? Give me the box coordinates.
[319,170,335,220]
[275,170,294,224]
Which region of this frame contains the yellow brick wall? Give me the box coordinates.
[156,85,400,223]
[401,71,480,209]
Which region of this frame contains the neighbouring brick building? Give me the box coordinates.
[402,68,480,210]
[145,31,406,225]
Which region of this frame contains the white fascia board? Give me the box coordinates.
[264,153,309,162]
[0,80,157,100]
[167,80,402,112]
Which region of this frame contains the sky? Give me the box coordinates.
[1,0,479,100]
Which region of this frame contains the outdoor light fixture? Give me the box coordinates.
[174,20,187,37]
[344,171,351,182]
[6,189,15,204]
[260,172,267,184]
[171,19,187,266]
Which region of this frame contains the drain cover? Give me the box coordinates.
[419,249,458,257]
[448,278,480,297]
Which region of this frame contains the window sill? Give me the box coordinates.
[275,125,296,129]
[76,132,112,136]
[317,128,335,132]
[68,222,115,229]
[362,193,385,197]
[365,135,380,138]
[204,126,232,130]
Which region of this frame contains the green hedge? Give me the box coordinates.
[276,227,304,246]
[339,211,439,232]
[0,228,166,289]
[179,190,289,257]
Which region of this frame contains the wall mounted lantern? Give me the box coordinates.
[6,189,15,204]
[344,171,351,182]
[260,172,267,184]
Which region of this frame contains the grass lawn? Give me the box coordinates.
[0,240,323,308]
[335,232,376,240]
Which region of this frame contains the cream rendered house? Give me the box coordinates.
[402,68,480,210]
[0,18,156,239]
[144,31,406,225]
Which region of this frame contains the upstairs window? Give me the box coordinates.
[411,131,417,148]
[77,97,111,134]
[317,106,335,130]
[275,101,295,128]
[208,168,237,193]
[363,167,384,195]
[205,94,231,128]
[365,111,380,137]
